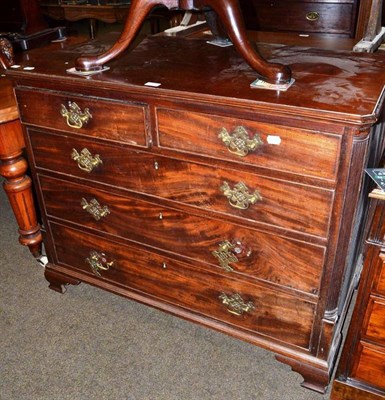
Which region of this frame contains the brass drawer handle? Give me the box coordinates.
[212,240,251,272]
[219,293,255,316]
[306,11,319,21]
[86,250,114,277]
[218,126,263,157]
[60,101,92,129]
[220,181,262,210]
[212,240,239,272]
[81,198,110,221]
[71,148,102,173]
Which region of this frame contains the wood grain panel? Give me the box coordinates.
[157,107,340,181]
[364,296,385,345]
[39,174,326,295]
[29,130,333,238]
[16,88,148,146]
[352,342,385,390]
[50,222,316,348]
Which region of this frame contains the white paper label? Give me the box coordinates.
[144,82,161,87]
[267,135,282,145]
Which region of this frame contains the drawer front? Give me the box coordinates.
[245,1,356,36]
[363,296,385,346]
[30,130,333,237]
[352,342,385,390]
[16,88,148,146]
[157,108,340,181]
[39,175,325,295]
[51,222,316,348]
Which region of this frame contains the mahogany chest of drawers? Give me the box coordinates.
[7,34,385,392]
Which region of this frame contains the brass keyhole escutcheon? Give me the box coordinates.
[81,198,110,221]
[219,293,255,316]
[220,181,262,210]
[86,250,114,277]
[218,126,263,157]
[71,148,102,173]
[306,11,320,21]
[60,101,92,129]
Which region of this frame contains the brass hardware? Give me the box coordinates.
[159,212,163,220]
[219,293,255,316]
[220,181,262,210]
[218,126,263,157]
[71,148,102,173]
[154,161,159,170]
[212,240,239,272]
[81,198,110,221]
[86,250,114,277]
[162,262,167,269]
[306,11,319,21]
[60,101,92,129]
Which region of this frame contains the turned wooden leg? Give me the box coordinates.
[0,119,43,257]
[45,265,81,293]
[275,354,330,393]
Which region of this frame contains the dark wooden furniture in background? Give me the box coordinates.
[0,44,42,257]
[239,0,385,51]
[39,1,131,39]
[331,186,385,400]
[6,29,385,392]
[39,1,182,38]
[239,0,360,38]
[0,0,47,34]
[354,0,385,51]
[0,0,65,51]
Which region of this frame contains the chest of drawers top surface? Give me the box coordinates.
[7,34,385,124]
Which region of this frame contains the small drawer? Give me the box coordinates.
[352,342,385,390]
[242,0,356,36]
[50,222,316,348]
[16,88,149,147]
[157,108,341,181]
[39,175,326,295]
[363,296,385,346]
[30,130,334,238]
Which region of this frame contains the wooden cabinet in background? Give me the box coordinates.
[331,188,385,400]
[239,0,360,37]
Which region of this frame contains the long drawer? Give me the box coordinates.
[39,174,325,295]
[240,0,357,37]
[157,107,341,181]
[50,222,316,348]
[16,88,149,147]
[29,130,333,237]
